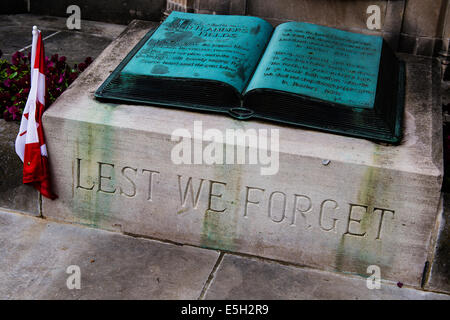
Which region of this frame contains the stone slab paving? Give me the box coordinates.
[205,254,450,300]
[0,121,39,216]
[0,210,219,299]
[0,14,126,65]
[0,26,57,57]
[42,31,114,66]
[29,0,166,25]
[0,209,449,300]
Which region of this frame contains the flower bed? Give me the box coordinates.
[0,49,92,121]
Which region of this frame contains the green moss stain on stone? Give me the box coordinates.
[72,123,96,226]
[335,235,346,272]
[358,157,380,209]
[335,145,392,275]
[360,146,395,273]
[200,164,241,252]
[72,104,116,228]
[200,120,245,251]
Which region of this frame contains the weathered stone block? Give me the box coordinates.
[246,0,406,50]
[398,33,417,55]
[194,0,246,15]
[416,37,436,57]
[42,21,443,288]
[0,120,39,216]
[402,0,445,38]
[247,0,389,30]
[426,193,450,294]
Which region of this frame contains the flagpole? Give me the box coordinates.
[30,26,38,83]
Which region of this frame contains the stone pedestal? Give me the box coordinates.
[42,20,443,288]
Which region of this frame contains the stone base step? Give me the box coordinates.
[0,210,448,299]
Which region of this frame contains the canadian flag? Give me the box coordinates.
[15,26,57,200]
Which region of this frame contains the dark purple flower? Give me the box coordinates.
[67,72,78,84]
[3,78,12,88]
[13,51,24,60]
[58,72,66,84]
[56,59,65,69]
[7,105,18,112]
[6,105,20,120]
[3,109,11,121]
[85,57,93,65]
[78,62,87,72]
[11,51,24,65]
[52,73,58,80]
[17,63,28,72]
[46,66,56,75]
[17,76,30,88]
[0,91,11,101]
[50,53,59,63]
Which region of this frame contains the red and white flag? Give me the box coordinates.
[15,26,57,200]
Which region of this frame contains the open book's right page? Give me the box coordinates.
[245,22,383,109]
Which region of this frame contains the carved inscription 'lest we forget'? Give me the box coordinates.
[75,158,395,242]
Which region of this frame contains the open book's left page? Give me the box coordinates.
[121,11,273,94]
